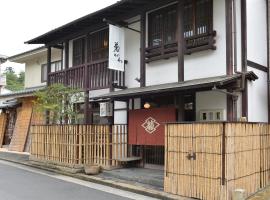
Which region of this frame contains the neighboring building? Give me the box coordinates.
[22,0,269,167]
[0,47,61,152]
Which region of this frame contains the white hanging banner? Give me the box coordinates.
[109,25,125,72]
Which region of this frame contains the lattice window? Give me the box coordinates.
[148,5,177,47]
[90,29,109,61]
[184,0,212,37]
[73,37,85,66]
[148,0,213,47]
[146,0,214,62]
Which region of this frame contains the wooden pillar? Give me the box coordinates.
[241,0,248,119]
[267,0,270,123]
[84,35,90,124]
[175,94,184,122]
[47,46,51,86]
[46,46,52,124]
[226,0,234,121]
[178,1,185,82]
[64,41,69,86]
[84,92,90,124]
[227,94,234,122]
[140,12,146,87]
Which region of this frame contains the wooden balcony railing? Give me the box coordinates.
[145,31,216,63]
[48,59,125,90]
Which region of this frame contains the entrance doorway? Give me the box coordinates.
[129,93,196,169]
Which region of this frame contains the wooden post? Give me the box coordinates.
[140,12,146,87]
[46,47,52,124]
[241,0,248,119]
[177,1,185,82]
[84,35,90,124]
[64,40,69,86]
[226,0,234,121]
[47,46,51,86]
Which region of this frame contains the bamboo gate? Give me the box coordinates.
[164,122,270,200]
[30,124,127,168]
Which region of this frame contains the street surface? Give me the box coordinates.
[0,160,158,200]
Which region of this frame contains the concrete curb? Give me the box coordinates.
[0,157,189,200]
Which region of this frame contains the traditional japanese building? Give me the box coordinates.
[24,0,268,168]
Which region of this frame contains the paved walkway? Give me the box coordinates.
[0,160,157,200]
[0,150,187,200]
[247,186,270,200]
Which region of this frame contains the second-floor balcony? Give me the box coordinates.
[48,59,125,91]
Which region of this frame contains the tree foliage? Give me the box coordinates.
[4,67,25,91]
[33,84,83,124]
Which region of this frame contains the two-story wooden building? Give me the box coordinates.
[25,0,269,168]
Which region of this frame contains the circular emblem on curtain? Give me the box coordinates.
[141,117,160,134]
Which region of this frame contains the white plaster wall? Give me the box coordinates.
[185,0,226,80]
[146,57,178,86]
[25,51,61,88]
[247,0,267,66]
[196,91,227,121]
[247,67,268,122]
[124,21,141,88]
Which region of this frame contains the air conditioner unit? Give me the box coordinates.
[100,102,113,117]
[199,109,224,121]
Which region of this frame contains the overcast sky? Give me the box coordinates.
[0,0,118,73]
[0,0,118,57]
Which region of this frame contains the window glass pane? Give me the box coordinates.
[150,13,163,46]
[164,9,177,44]
[90,29,109,61]
[51,63,56,73]
[196,0,210,35]
[41,64,47,82]
[184,2,194,38]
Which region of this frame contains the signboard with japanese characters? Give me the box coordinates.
[109,25,125,72]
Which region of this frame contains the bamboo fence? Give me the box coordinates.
[164,122,270,200]
[30,124,127,168]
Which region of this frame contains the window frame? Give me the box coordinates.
[41,60,62,83]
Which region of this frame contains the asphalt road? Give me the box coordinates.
[0,160,158,200]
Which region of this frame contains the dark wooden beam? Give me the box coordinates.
[64,41,69,86]
[226,0,233,76]
[226,0,234,121]
[227,93,234,122]
[241,0,248,119]
[247,60,268,72]
[140,13,146,87]
[178,1,184,82]
[47,46,51,86]
[84,35,90,124]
